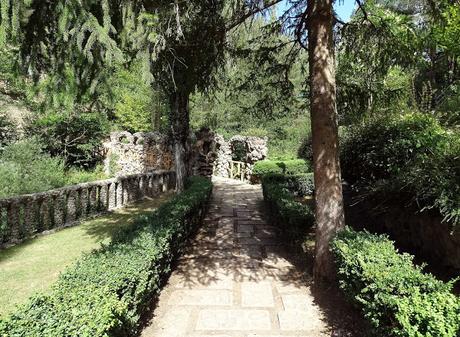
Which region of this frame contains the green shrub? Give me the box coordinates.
[0,139,67,198]
[28,111,109,168]
[65,165,108,185]
[253,159,311,178]
[0,176,212,336]
[263,173,314,197]
[340,112,460,226]
[340,113,447,184]
[0,112,17,151]
[332,228,460,337]
[261,176,314,244]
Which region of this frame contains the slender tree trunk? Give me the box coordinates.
[307,0,345,283]
[170,90,190,192]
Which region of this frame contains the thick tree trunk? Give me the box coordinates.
[170,90,190,192]
[307,0,345,283]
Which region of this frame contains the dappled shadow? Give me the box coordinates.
[139,177,368,337]
[0,193,173,263]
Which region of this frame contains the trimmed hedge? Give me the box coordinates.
[261,175,314,243]
[332,228,460,337]
[0,176,212,337]
[252,159,311,178]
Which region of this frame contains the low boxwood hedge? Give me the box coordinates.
[332,228,460,337]
[0,176,212,337]
[261,175,314,244]
[252,159,311,178]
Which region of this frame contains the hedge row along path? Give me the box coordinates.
[0,193,172,317]
[141,177,332,337]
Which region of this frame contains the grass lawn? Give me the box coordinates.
[0,194,172,317]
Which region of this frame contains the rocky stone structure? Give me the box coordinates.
[103,131,174,177]
[0,171,175,249]
[193,129,268,180]
[103,130,267,181]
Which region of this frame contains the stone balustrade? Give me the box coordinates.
[0,170,175,248]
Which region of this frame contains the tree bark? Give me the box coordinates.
[307,0,345,283]
[170,90,190,192]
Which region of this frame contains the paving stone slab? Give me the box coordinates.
[196,309,272,331]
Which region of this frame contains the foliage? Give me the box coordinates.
[0,139,66,198]
[28,111,109,168]
[261,175,314,244]
[0,111,16,151]
[252,159,311,178]
[104,62,169,133]
[0,176,212,336]
[65,165,107,186]
[332,228,460,337]
[190,16,309,159]
[340,112,460,225]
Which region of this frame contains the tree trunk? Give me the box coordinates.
[307,0,345,283]
[170,90,190,192]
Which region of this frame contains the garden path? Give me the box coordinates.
[141,177,331,337]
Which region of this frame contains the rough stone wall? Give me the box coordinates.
[0,171,176,249]
[193,129,268,179]
[345,198,460,272]
[103,131,174,177]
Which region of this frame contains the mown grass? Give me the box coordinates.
[0,194,172,317]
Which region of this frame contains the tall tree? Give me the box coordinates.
[307,0,345,281]
[0,0,227,191]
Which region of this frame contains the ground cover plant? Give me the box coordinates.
[0,177,212,336]
[0,194,171,317]
[332,228,460,337]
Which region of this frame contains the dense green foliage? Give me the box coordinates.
[332,228,460,337]
[28,111,109,168]
[340,113,460,225]
[0,139,66,198]
[0,176,212,336]
[0,111,16,151]
[190,15,310,159]
[0,139,107,198]
[262,174,314,244]
[252,159,311,178]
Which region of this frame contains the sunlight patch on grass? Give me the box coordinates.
[0,193,173,317]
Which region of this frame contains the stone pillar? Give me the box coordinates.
[0,201,8,243]
[116,182,124,208]
[99,184,109,211]
[7,202,21,243]
[53,192,66,228]
[108,182,116,210]
[122,179,129,205]
[23,198,37,236]
[80,187,89,217]
[147,174,154,197]
[139,176,146,198]
[40,196,52,231]
[66,190,78,223]
[89,186,98,213]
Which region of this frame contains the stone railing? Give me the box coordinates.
[0,170,176,248]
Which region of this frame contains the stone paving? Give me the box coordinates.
[141,177,330,337]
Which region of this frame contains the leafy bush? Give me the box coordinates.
[28,111,109,168]
[341,113,446,183]
[340,113,460,225]
[0,176,212,336]
[332,228,460,337]
[253,159,311,178]
[0,112,16,151]
[65,165,108,185]
[261,175,314,243]
[0,139,66,198]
